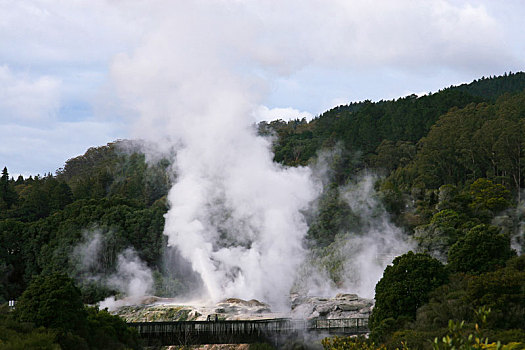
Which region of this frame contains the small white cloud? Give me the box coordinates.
[0,65,61,124]
[253,105,313,122]
[329,98,350,108]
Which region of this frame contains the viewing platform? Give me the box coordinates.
[128,317,369,346]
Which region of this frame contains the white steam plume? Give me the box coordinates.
[99,248,154,310]
[73,230,104,275]
[72,230,154,310]
[109,3,320,308]
[106,248,154,299]
[295,173,414,299]
[338,175,414,298]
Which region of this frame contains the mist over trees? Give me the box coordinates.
[1,72,525,348]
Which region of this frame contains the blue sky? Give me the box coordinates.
[1,0,524,177]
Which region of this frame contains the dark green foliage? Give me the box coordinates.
[272,73,525,347]
[1,167,18,210]
[15,273,88,335]
[386,328,447,350]
[0,174,74,222]
[0,304,60,349]
[265,74,525,255]
[85,306,141,350]
[78,280,118,305]
[414,209,464,258]
[468,178,511,218]
[403,257,525,347]
[370,140,416,173]
[57,140,170,206]
[375,180,408,227]
[466,256,525,329]
[307,186,356,246]
[484,329,525,345]
[448,224,515,274]
[412,273,473,332]
[454,72,525,100]
[390,92,525,192]
[379,265,525,348]
[267,73,525,178]
[369,252,448,340]
[408,177,516,261]
[11,274,142,349]
[0,219,28,301]
[0,187,167,302]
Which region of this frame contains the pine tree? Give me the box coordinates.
[0,167,17,209]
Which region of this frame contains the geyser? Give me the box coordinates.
[109,3,320,308]
[162,121,320,308]
[108,1,412,309]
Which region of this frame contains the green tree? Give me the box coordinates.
[468,179,511,219]
[0,219,27,300]
[466,256,525,329]
[0,304,60,349]
[15,273,88,337]
[85,306,141,350]
[371,140,416,173]
[414,209,465,259]
[369,252,448,341]
[448,224,514,274]
[13,273,142,349]
[307,186,357,246]
[1,166,18,210]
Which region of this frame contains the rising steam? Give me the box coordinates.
[99,248,154,310]
[72,230,154,310]
[109,3,321,309]
[338,175,414,298]
[107,1,413,308]
[294,170,413,300]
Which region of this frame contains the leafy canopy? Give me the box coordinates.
[369,252,448,335]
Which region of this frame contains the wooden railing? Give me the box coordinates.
[128,318,368,346]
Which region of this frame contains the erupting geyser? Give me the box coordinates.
[109,2,320,309]
[145,130,317,309]
[164,140,318,308]
[108,1,412,311]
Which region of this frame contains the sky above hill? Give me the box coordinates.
[1,0,524,176]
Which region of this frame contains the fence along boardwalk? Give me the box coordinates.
[128,318,369,346]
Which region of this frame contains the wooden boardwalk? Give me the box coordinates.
[128,318,368,346]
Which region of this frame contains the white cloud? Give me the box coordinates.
[253,105,313,122]
[315,0,509,70]
[0,0,139,67]
[0,1,137,175]
[106,0,523,136]
[0,65,61,124]
[0,65,124,176]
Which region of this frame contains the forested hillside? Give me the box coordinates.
[265,71,525,348]
[1,72,524,349]
[1,141,172,302]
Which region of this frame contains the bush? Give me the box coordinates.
[448,224,514,274]
[15,273,88,336]
[322,335,386,350]
[369,251,448,341]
